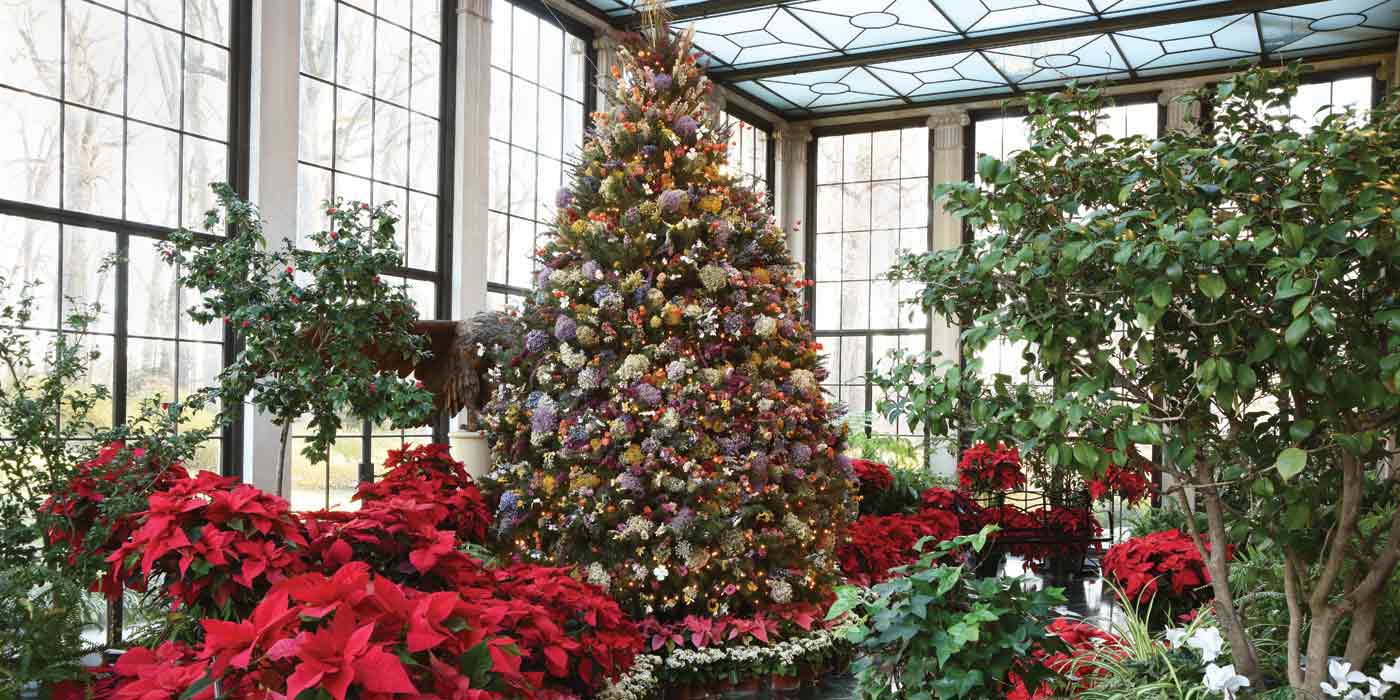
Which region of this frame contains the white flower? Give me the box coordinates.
[1203,664,1251,700]
[1323,660,1371,697]
[1164,628,1189,649]
[653,564,668,581]
[1382,659,1400,684]
[1343,690,1369,700]
[1188,627,1225,663]
[1367,678,1393,700]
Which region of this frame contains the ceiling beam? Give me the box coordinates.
[711,0,1319,83]
[621,0,784,26]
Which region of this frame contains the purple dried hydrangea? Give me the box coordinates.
[718,436,745,457]
[578,367,602,390]
[634,383,662,406]
[524,390,544,410]
[581,260,600,279]
[791,443,812,464]
[670,508,695,531]
[658,189,686,214]
[665,360,688,381]
[651,73,673,91]
[567,422,590,447]
[525,329,549,353]
[554,315,577,341]
[555,188,574,209]
[623,207,641,226]
[673,115,699,139]
[531,402,558,434]
[750,454,769,472]
[593,285,619,306]
[617,472,644,494]
[641,437,660,453]
[723,313,745,335]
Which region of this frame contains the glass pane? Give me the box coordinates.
[62,227,116,334]
[1,0,63,97]
[126,123,181,228]
[63,105,123,218]
[0,89,61,207]
[128,237,179,338]
[64,1,125,112]
[127,20,182,129]
[183,40,229,141]
[3,216,61,329]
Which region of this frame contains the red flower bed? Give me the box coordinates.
[958,442,1026,493]
[1102,528,1224,608]
[1088,459,1154,506]
[1037,505,1102,543]
[1007,618,1126,700]
[838,509,961,584]
[46,442,643,699]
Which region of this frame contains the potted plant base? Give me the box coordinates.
[771,673,802,693]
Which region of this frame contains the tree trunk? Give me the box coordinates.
[1177,468,1261,685]
[275,421,292,496]
[1301,606,1337,698]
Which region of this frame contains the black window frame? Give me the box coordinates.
[485,0,598,308]
[0,0,255,479]
[720,101,776,197]
[804,116,935,466]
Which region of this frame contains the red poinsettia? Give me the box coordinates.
[1102,528,1226,608]
[1088,459,1154,506]
[1036,505,1102,542]
[851,458,893,495]
[977,505,1045,559]
[639,601,826,652]
[919,487,985,533]
[958,442,1026,493]
[40,441,190,595]
[838,509,961,585]
[106,470,309,614]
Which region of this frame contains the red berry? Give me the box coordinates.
[326,207,337,215]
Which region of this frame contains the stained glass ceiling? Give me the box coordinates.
[570,0,1400,118]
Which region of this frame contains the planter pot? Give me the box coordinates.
[733,676,763,696]
[771,674,802,693]
[665,683,695,700]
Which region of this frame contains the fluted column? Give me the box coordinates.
[774,125,811,268]
[594,33,620,112]
[1159,81,1204,133]
[451,0,494,475]
[926,107,969,476]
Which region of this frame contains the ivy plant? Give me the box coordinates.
[165,184,435,493]
[873,64,1400,694]
[827,527,1066,700]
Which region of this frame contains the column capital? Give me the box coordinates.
[459,0,491,23]
[774,124,812,144]
[593,33,619,52]
[926,107,969,131]
[1157,79,1203,105]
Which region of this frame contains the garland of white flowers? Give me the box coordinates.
[597,626,856,700]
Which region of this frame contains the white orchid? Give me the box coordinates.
[1324,660,1372,697]
[1165,628,1190,649]
[1382,659,1400,684]
[1203,663,1251,700]
[1188,627,1226,663]
[1368,677,1393,699]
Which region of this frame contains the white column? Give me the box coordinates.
[450,0,494,477]
[243,0,301,495]
[1159,81,1203,133]
[773,125,811,268]
[594,34,620,113]
[926,107,969,477]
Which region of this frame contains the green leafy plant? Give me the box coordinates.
[874,64,1400,694]
[1067,594,1231,700]
[845,412,925,470]
[164,184,435,492]
[827,526,1066,700]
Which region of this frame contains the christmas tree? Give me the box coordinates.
[482,25,851,622]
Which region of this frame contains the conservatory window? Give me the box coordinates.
[719,110,771,195]
[970,100,1160,386]
[0,0,243,472]
[811,125,931,463]
[486,0,590,312]
[291,0,449,511]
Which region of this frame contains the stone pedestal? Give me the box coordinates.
[451,429,492,478]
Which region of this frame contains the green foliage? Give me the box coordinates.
[873,63,1400,686]
[1068,594,1222,700]
[1127,505,1208,538]
[0,566,101,696]
[829,527,1066,700]
[165,184,435,472]
[844,412,924,470]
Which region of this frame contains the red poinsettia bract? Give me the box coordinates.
[1102,528,1226,607]
[958,442,1026,493]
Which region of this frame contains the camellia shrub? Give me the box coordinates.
[874,64,1400,693]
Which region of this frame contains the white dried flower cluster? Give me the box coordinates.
[769,578,793,604]
[586,561,612,591]
[698,264,728,292]
[560,343,586,369]
[549,267,582,287]
[597,654,661,700]
[655,627,849,678]
[788,369,817,395]
[616,353,650,382]
[754,316,777,337]
[620,515,654,540]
